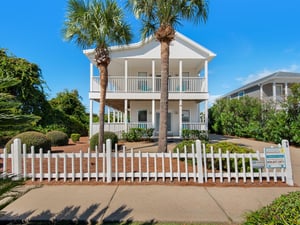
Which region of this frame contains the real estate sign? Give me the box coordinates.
[264,147,286,168]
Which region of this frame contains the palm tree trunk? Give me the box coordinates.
[158,40,170,152]
[98,64,108,152]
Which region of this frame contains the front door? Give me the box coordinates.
[138,110,147,129]
[155,112,171,133]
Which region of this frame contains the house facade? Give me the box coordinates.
[84,32,216,138]
[222,72,300,105]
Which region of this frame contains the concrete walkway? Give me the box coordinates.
[0,185,299,224]
[0,135,299,224]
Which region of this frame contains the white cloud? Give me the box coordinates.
[237,64,300,85]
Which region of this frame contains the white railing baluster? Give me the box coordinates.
[80,150,83,182]
[169,151,173,182]
[39,149,43,181]
[23,145,27,180]
[31,147,35,181]
[48,150,51,182]
[55,154,59,181]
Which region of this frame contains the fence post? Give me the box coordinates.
[282,139,294,186]
[12,138,22,180]
[196,140,204,183]
[106,139,112,183]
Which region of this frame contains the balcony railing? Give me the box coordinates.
[91,76,207,93]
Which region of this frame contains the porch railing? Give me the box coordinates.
[92,122,206,137]
[91,76,207,93]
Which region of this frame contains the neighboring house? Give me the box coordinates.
[222,72,300,105]
[83,32,216,138]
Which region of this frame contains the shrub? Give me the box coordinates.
[46,131,69,146]
[243,191,300,224]
[173,140,196,153]
[122,128,143,142]
[90,132,118,151]
[145,128,154,139]
[206,142,255,172]
[173,141,255,172]
[5,131,51,153]
[182,129,209,141]
[71,133,81,143]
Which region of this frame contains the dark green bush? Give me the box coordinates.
[145,128,154,139]
[122,128,143,142]
[243,191,300,225]
[122,128,154,142]
[182,129,208,141]
[90,132,118,151]
[46,130,69,146]
[5,131,51,153]
[71,133,81,143]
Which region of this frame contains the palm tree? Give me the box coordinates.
[127,0,209,152]
[62,0,132,151]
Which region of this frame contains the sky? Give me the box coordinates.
[1,0,300,110]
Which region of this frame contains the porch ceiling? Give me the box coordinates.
[108,58,205,75]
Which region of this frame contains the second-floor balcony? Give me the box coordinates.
[91,76,207,93]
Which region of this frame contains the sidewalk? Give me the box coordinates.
[0,185,299,224]
[0,135,299,224]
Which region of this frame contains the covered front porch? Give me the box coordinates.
[89,99,207,138]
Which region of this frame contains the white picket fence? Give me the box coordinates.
[0,139,294,186]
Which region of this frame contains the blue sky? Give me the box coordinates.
[1,0,300,110]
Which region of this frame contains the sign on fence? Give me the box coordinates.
[264,147,286,169]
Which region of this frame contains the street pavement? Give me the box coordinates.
[0,135,299,224]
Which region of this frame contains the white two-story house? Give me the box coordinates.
[84,32,216,138]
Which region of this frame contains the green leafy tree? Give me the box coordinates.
[62,0,132,151]
[127,0,209,152]
[0,76,40,137]
[49,89,88,125]
[0,49,49,121]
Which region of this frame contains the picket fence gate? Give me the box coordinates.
[0,139,294,186]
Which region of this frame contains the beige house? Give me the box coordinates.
[222,72,300,105]
[83,32,216,137]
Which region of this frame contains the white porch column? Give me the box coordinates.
[89,63,94,91]
[117,111,120,123]
[113,110,116,123]
[179,60,183,92]
[152,60,155,92]
[205,100,208,131]
[89,100,93,138]
[204,60,208,92]
[124,99,128,132]
[179,99,183,137]
[152,99,155,128]
[272,82,276,102]
[260,84,263,101]
[285,82,288,100]
[107,107,110,123]
[125,59,128,92]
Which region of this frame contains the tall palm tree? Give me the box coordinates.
[62,0,132,151]
[127,0,209,152]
